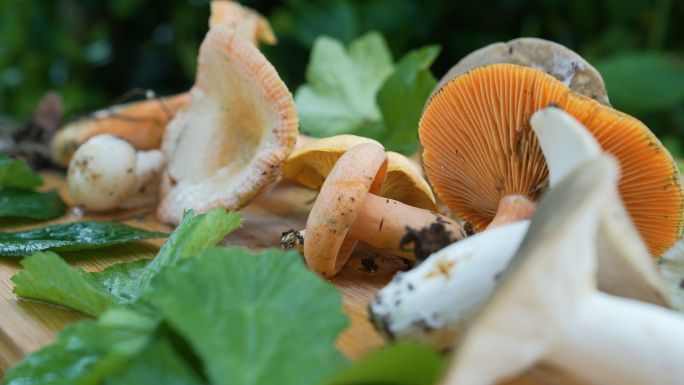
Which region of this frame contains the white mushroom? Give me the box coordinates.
[369,107,670,346]
[67,134,163,211]
[442,155,684,385]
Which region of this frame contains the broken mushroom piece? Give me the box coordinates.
[442,156,684,385]
[283,135,437,211]
[157,24,298,225]
[209,0,277,46]
[431,37,610,107]
[370,107,670,349]
[420,63,683,256]
[51,92,190,168]
[303,143,464,277]
[67,134,163,211]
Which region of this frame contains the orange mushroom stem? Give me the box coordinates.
[301,142,466,278]
[486,195,536,229]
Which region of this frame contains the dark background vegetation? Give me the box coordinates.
[1,0,684,155]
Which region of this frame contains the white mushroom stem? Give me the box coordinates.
[544,292,684,385]
[120,149,164,209]
[369,221,529,349]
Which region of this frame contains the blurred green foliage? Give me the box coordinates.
[1,0,684,155]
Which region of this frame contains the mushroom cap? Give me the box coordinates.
[67,134,137,211]
[304,143,388,277]
[157,24,298,225]
[420,63,683,256]
[50,92,191,167]
[283,135,437,211]
[431,37,610,107]
[209,0,277,46]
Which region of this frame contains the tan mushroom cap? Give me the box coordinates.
[304,143,388,277]
[420,63,683,256]
[157,24,298,225]
[431,37,610,107]
[50,92,191,167]
[283,135,437,211]
[209,0,277,46]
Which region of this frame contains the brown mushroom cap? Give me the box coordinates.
[157,24,298,225]
[283,135,437,211]
[431,37,610,107]
[420,63,683,256]
[304,143,388,277]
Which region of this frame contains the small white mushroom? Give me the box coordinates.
[442,155,684,385]
[369,107,670,346]
[67,134,163,211]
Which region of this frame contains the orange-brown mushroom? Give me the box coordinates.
[420,63,683,256]
[302,143,465,277]
[209,0,277,46]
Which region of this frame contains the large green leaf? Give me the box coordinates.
[0,221,169,257]
[148,247,350,385]
[295,31,393,137]
[2,309,158,385]
[0,187,66,219]
[595,52,684,112]
[80,258,153,307]
[12,251,118,316]
[0,153,43,189]
[324,343,446,385]
[375,45,440,154]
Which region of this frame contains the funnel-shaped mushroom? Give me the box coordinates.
[157,24,298,225]
[420,63,682,256]
[370,107,670,348]
[442,156,684,385]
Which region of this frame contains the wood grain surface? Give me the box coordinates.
[0,170,409,377]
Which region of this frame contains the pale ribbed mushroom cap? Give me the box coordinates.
[282,134,437,211]
[420,63,682,256]
[157,24,298,225]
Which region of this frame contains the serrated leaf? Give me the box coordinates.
[12,251,119,316]
[0,187,66,219]
[375,45,440,154]
[0,153,43,189]
[295,31,393,137]
[148,247,350,385]
[80,258,153,306]
[0,221,169,257]
[136,208,243,295]
[595,52,684,112]
[323,342,446,385]
[2,309,157,385]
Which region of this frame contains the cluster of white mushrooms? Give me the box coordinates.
[370,107,684,385]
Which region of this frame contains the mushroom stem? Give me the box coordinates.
[544,292,684,385]
[346,193,465,260]
[486,195,536,229]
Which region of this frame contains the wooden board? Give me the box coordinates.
[0,171,409,376]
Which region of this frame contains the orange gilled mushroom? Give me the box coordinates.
[303,143,465,278]
[420,63,683,256]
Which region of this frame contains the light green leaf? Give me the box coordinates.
[135,208,243,295]
[0,187,66,219]
[0,221,169,257]
[149,247,350,385]
[0,153,43,189]
[3,309,157,385]
[12,251,118,317]
[295,31,393,137]
[80,258,153,307]
[375,45,440,154]
[323,342,446,385]
[595,52,684,112]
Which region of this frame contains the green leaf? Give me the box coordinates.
[375,45,440,154]
[323,343,446,385]
[135,208,243,295]
[12,251,118,316]
[3,309,158,385]
[0,153,43,189]
[295,31,393,137]
[148,247,350,385]
[0,221,169,257]
[80,258,153,307]
[595,52,684,112]
[0,187,66,219]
